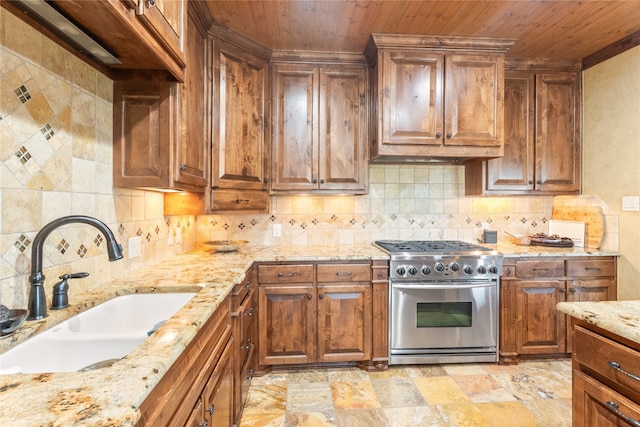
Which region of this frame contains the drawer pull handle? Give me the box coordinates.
[532,268,549,271]
[605,401,640,426]
[336,271,353,276]
[585,267,601,271]
[608,361,640,382]
[278,272,299,277]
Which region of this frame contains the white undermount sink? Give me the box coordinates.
[0,293,196,374]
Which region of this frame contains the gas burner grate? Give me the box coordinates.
[375,240,492,253]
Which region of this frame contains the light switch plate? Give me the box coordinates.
[128,236,141,259]
[167,229,173,246]
[273,224,282,237]
[175,227,182,244]
[622,196,640,211]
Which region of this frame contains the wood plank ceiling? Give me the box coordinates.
[204,0,640,60]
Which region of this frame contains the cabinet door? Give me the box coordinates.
[177,5,209,189]
[445,54,503,148]
[213,40,268,191]
[271,64,318,191]
[515,280,566,354]
[258,285,315,365]
[485,71,535,192]
[574,370,640,427]
[113,81,172,189]
[136,0,185,67]
[565,278,616,352]
[535,72,581,193]
[203,338,233,427]
[317,284,372,362]
[380,50,443,146]
[318,66,368,192]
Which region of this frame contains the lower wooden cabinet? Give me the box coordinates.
[137,296,232,426]
[500,256,617,363]
[257,261,386,370]
[571,322,640,426]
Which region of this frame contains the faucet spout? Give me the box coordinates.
[27,215,123,320]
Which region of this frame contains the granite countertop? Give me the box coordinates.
[0,242,621,425]
[0,244,388,427]
[557,300,640,345]
[492,242,619,257]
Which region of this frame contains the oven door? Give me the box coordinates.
[390,280,498,354]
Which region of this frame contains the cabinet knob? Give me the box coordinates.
[307,294,312,300]
[436,132,442,138]
[318,293,324,299]
[320,179,325,184]
[505,268,512,276]
[528,180,534,185]
[208,404,215,415]
[199,420,208,427]
[313,178,318,184]
[264,178,269,184]
[446,133,452,139]
[180,164,187,172]
[559,288,567,294]
[536,180,542,185]
[146,0,157,7]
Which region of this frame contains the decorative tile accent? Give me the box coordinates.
[136,228,143,236]
[14,235,31,252]
[77,245,87,258]
[300,223,307,229]
[239,223,246,230]
[520,217,528,224]
[250,219,258,226]
[146,232,152,242]
[289,219,296,226]
[15,85,31,103]
[269,215,277,222]
[210,219,217,227]
[15,146,31,164]
[118,224,125,235]
[57,239,69,255]
[155,226,160,235]
[40,123,55,140]
[223,223,230,230]
[94,234,103,247]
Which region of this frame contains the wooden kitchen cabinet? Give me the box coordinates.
[137,296,233,426]
[113,2,209,192]
[365,34,514,162]
[572,322,640,426]
[257,262,377,369]
[465,60,582,195]
[270,52,369,194]
[231,266,258,425]
[499,256,617,363]
[209,24,271,212]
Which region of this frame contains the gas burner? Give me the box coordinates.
[374,240,493,254]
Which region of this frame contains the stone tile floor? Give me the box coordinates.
[239,359,572,427]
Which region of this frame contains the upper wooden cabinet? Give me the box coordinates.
[5,0,188,81]
[364,34,514,162]
[207,24,271,212]
[113,3,209,192]
[270,52,369,194]
[465,60,582,195]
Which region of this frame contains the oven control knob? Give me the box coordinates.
[407,266,418,276]
[396,266,406,276]
[477,265,487,274]
[435,262,445,272]
[449,262,460,272]
[463,265,474,275]
[421,265,431,276]
[488,265,499,274]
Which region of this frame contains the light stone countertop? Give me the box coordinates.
[0,244,388,427]
[557,300,640,345]
[491,242,620,258]
[0,242,621,426]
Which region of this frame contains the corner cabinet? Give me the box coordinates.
[208,24,271,213]
[499,256,617,364]
[465,60,582,195]
[364,34,515,162]
[270,52,369,194]
[257,261,387,371]
[113,2,209,192]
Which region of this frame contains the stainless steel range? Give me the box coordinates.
[374,240,503,365]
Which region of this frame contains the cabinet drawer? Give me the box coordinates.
[574,370,640,427]
[210,189,269,212]
[573,325,640,403]
[566,259,616,278]
[515,260,564,278]
[317,263,370,283]
[258,264,314,284]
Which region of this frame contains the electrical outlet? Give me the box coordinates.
[128,236,141,259]
[481,222,490,230]
[175,227,182,244]
[273,223,282,237]
[167,229,173,246]
[622,196,640,211]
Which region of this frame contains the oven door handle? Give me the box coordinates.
[393,282,496,290]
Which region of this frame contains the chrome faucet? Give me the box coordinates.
[27,215,123,320]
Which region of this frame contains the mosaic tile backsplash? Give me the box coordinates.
[0,9,619,310]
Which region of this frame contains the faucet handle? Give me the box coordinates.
[51,272,89,310]
[64,272,90,280]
